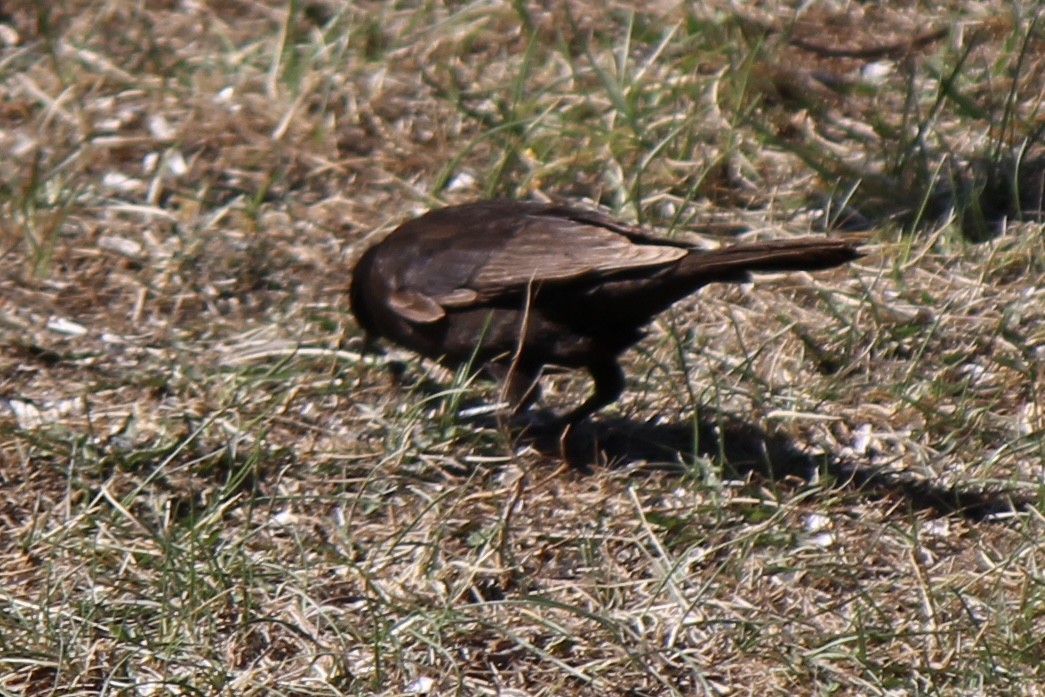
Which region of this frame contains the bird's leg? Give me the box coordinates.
[558,360,625,426]
[537,360,624,475]
[486,363,542,414]
[503,363,542,414]
[487,362,544,433]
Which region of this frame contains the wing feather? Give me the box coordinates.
[389,207,687,323]
[471,219,684,298]
[389,289,445,323]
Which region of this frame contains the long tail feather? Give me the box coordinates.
[680,238,863,282]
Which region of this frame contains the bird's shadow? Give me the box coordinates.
[504,410,1031,520]
[389,366,1032,519]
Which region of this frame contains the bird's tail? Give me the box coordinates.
[679,237,864,283]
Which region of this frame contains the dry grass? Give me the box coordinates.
[1,1,1043,695]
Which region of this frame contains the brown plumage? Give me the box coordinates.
[350,200,862,426]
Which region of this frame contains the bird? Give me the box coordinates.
[350,200,862,428]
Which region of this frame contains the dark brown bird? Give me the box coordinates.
[350,200,862,426]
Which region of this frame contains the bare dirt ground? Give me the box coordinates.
[1,1,1042,694]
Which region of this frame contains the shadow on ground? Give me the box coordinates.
[381,360,1035,520]
[514,411,1034,520]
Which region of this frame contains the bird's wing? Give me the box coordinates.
[460,218,685,302]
